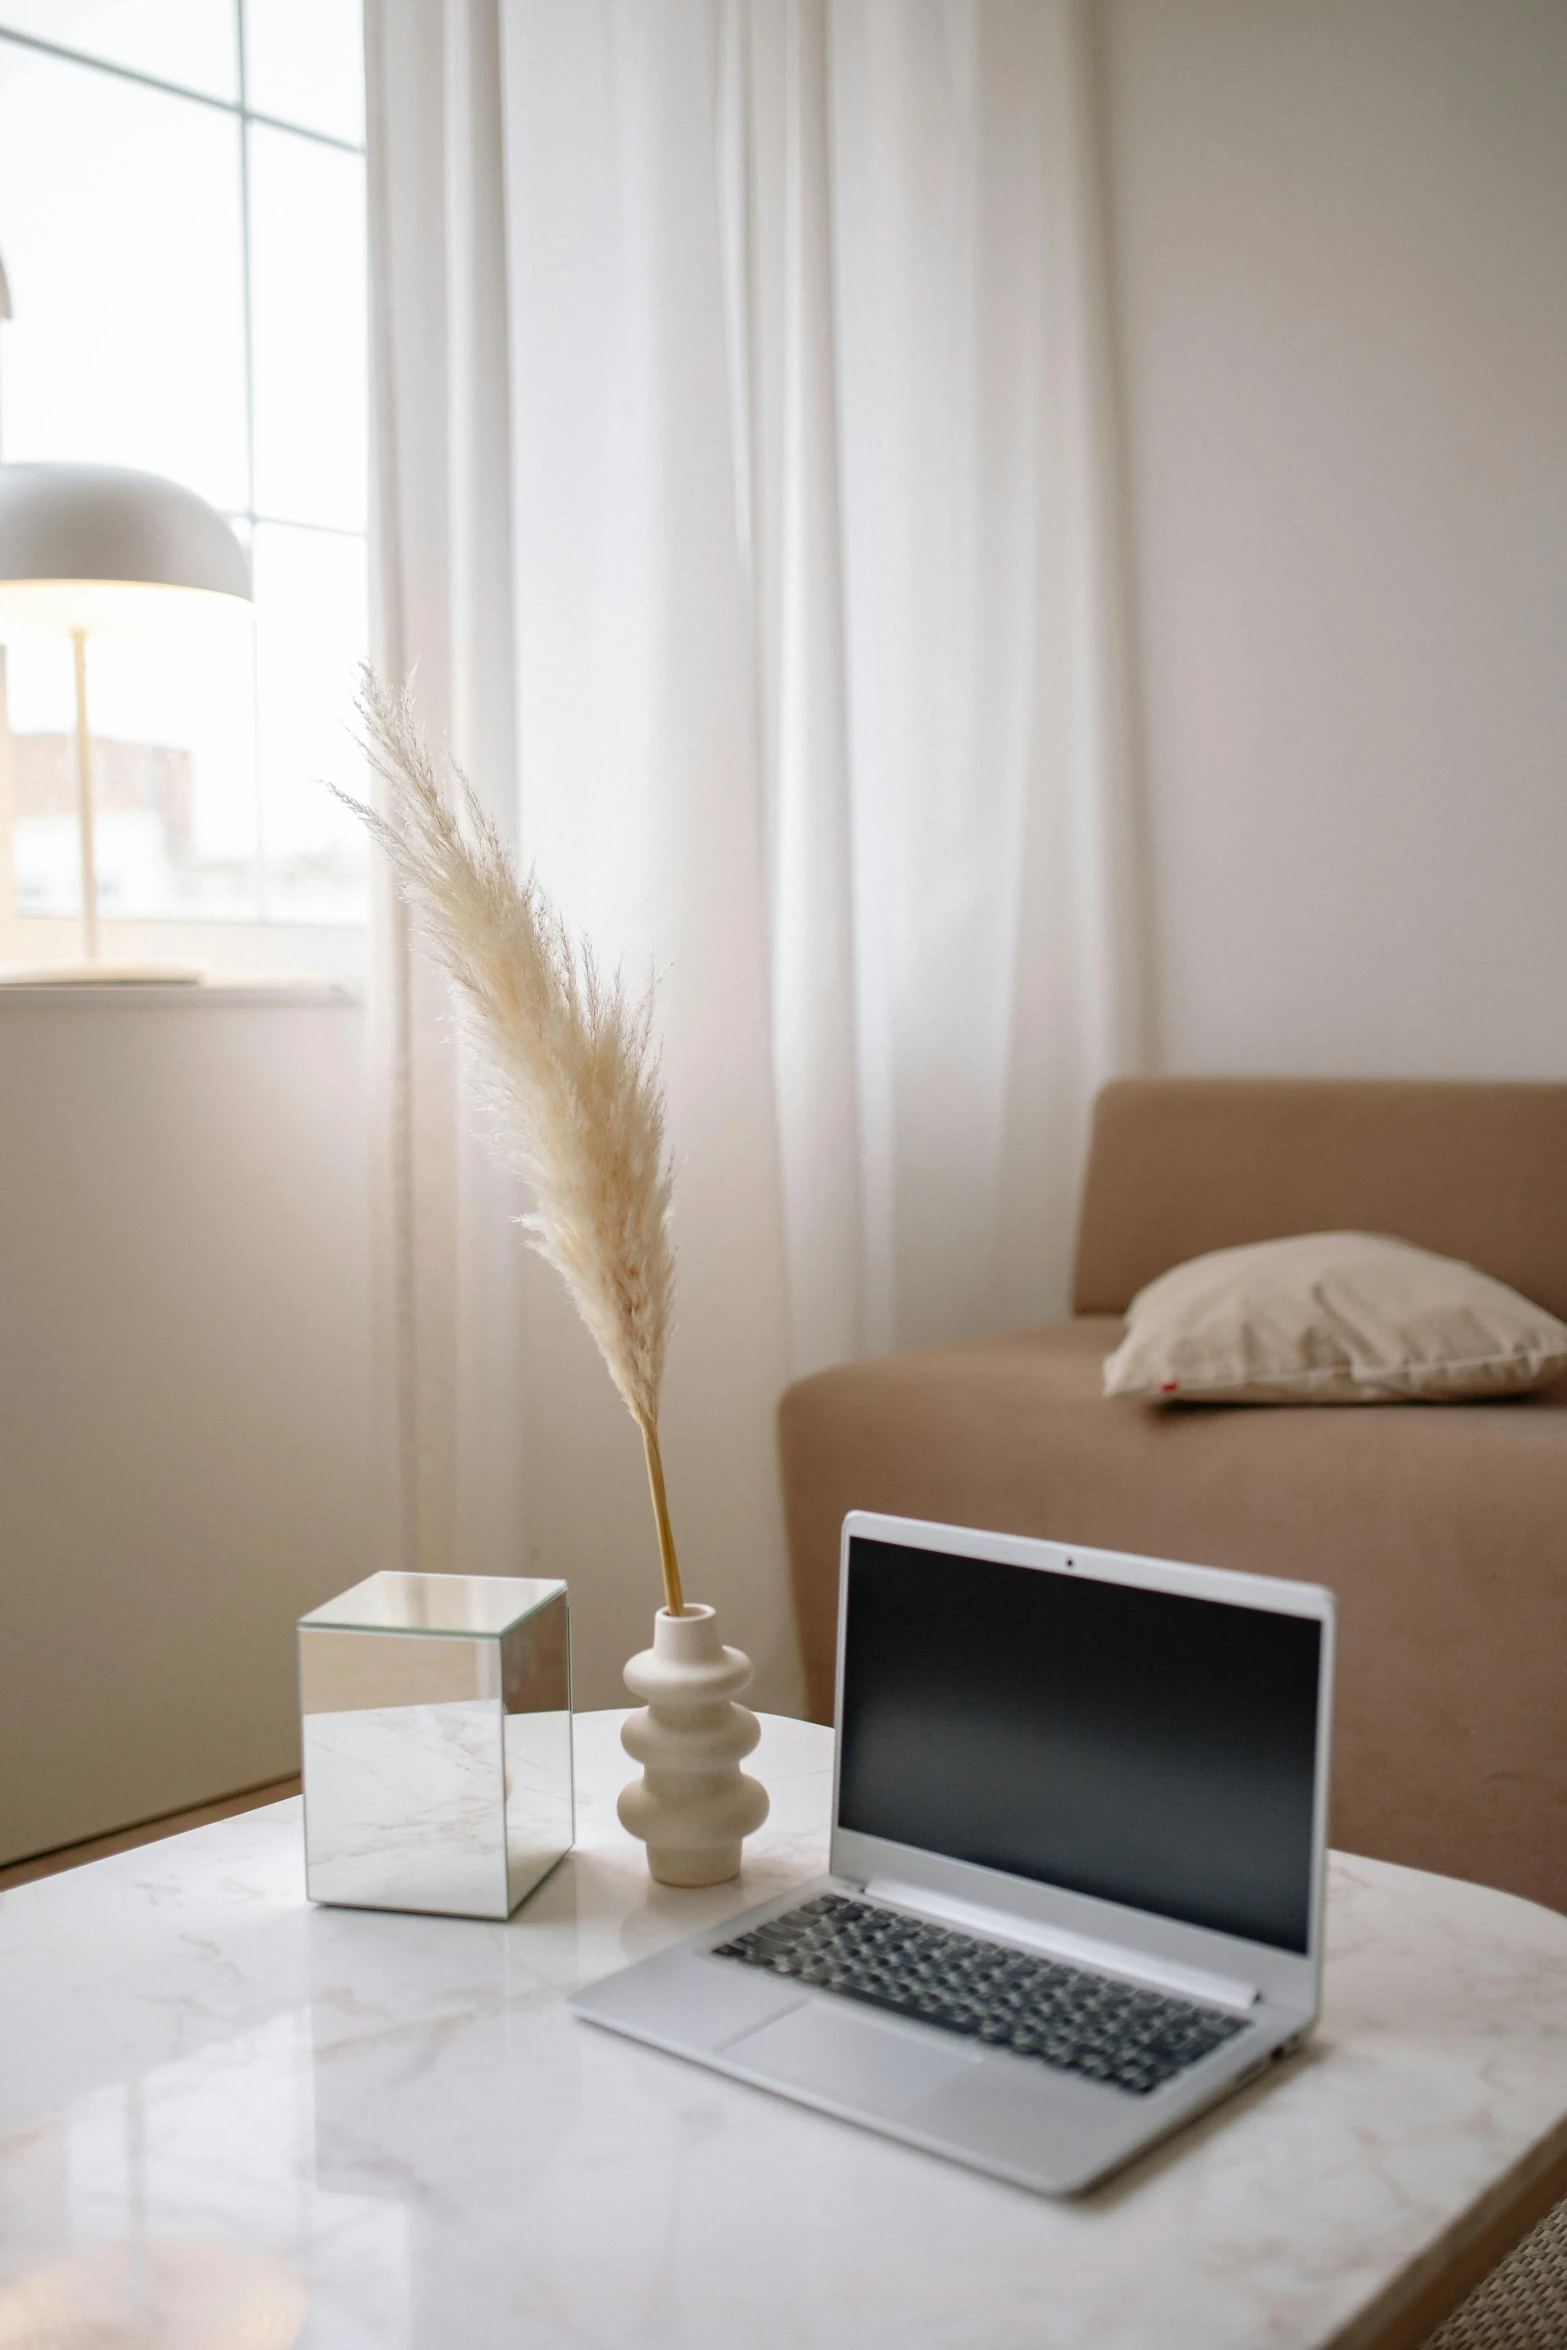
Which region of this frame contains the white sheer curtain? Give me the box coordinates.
[365,0,1147,1713]
[364,0,529,1602]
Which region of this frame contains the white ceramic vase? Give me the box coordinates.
[617,1605,770,1886]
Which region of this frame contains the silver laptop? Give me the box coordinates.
[570,1510,1335,2196]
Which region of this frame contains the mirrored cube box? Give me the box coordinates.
[298,1572,572,1919]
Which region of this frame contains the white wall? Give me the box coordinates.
[1102,0,1567,1079]
[0,989,372,1862]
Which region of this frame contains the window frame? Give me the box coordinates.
[0,7,369,953]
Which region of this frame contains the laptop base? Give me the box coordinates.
[570,1874,1309,2197]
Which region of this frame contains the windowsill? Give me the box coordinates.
[0,914,369,989]
[0,975,358,1007]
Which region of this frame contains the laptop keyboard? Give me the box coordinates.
[712,1894,1248,2096]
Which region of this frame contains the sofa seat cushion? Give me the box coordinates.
[778,1319,1567,1913]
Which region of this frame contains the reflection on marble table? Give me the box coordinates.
[1,1710,1565,2350]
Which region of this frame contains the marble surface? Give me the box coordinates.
[2,1711,1565,2350]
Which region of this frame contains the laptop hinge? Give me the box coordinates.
[862,1878,1261,2013]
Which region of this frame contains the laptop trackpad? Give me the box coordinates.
[725,2000,982,2115]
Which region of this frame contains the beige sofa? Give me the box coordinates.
[778,1078,1567,1915]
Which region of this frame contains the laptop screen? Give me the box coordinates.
[838,1537,1324,1953]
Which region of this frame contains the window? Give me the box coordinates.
[0,2,368,967]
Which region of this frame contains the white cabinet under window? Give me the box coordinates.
[0,986,372,1865]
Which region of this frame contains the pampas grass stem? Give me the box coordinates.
[336,667,687,1617]
[641,1421,685,1618]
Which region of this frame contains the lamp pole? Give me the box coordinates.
[70,627,99,962]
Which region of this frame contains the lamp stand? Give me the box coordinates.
[71,627,100,962]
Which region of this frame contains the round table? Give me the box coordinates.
[2,1708,1565,2348]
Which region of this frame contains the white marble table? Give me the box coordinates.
[2,1711,1566,2350]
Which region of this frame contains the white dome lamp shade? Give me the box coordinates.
[0,462,252,982]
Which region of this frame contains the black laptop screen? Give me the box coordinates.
[837,1537,1324,1953]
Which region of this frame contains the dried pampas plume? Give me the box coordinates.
[336,667,685,1616]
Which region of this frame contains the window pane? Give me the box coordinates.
[253,524,367,923]
[6,614,260,922]
[0,48,249,511]
[245,0,362,144]
[248,124,367,531]
[6,635,79,917]
[0,5,237,102]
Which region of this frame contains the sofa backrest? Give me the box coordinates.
[1072,1076,1567,1320]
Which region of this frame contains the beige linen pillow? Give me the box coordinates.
[1102,1230,1567,1404]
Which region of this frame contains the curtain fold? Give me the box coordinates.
[365,0,528,1590]
[367,0,1146,1713]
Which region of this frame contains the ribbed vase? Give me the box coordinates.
[617,1605,770,1886]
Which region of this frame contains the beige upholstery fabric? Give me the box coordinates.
[778,1077,1567,1916]
[1074,1078,1567,1320]
[778,1321,1567,1912]
[1103,1231,1567,1403]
